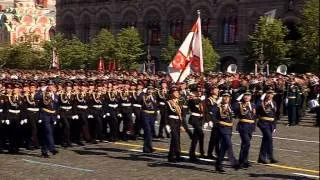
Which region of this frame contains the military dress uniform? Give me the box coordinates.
[157,87,170,138]
[256,89,278,164]
[37,86,59,157]
[119,87,134,140]
[141,87,157,153]
[105,88,119,142]
[188,85,205,161]
[0,87,6,151]
[213,92,239,172]
[234,91,256,168]
[89,87,104,143]
[75,87,91,144]
[132,85,143,137]
[166,86,183,162]
[287,83,300,126]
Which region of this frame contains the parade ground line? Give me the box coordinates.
[114,142,320,175]
[22,159,95,173]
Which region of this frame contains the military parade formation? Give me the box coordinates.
[0,69,319,173]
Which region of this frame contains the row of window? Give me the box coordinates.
[62,17,239,45]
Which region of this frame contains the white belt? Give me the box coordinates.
[159,102,165,106]
[133,104,142,108]
[121,103,131,107]
[169,115,179,119]
[27,108,39,112]
[191,112,203,117]
[77,105,88,109]
[9,109,21,114]
[183,105,188,108]
[108,104,118,108]
[93,105,103,108]
[61,106,72,110]
[0,109,3,113]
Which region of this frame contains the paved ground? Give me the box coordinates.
[0,113,319,180]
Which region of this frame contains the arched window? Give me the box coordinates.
[147,22,161,45]
[97,13,110,31]
[80,15,91,43]
[220,6,238,44]
[62,15,75,39]
[121,11,137,29]
[170,20,183,42]
[202,18,210,37]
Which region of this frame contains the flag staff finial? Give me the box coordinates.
[197,10,201,16]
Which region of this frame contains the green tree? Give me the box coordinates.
[89,29,116,68]
[202,37,219,72]
[295,0,320,72]
[247,16,290,71]
[115,27,145,69]
[160,36,177,64]
[0,43,10,68]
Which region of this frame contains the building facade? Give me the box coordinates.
[0,0,56,45]
[56,0,304,71]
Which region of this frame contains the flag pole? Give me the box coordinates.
[197,10,205,88]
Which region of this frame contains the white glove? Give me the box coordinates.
[203,122,209,129]
[24,119,28,123]
[118,114,122,118]
[273,129,276,133]
[6,120,10,125]
[1,120,4,124]
[132,113,136,118]
[54,121,57,125]
[209,121,213,128]
[20,120,24,125]
[106,113,110,117]
[57,115,61,119]
[103,115,106,118]
[165,125,171,133]
[88,115,94,119]
[285,98,288,105]
[200,95,206,101]
[38,120,42,123]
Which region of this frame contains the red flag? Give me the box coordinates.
[168,11,203,83]
[97,56,105,73]
[52,47,60,70]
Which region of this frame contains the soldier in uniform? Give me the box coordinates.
[157,80,170,138]
[132,81,143,138]
[119,81,134,141]
[188,84,205,162]
[89,82,104,143]
[234,91,256,168]
[257,87,278,164]
[5,82,23,154]
[204,85,220,160]
[166,86,183,162]
[141,85,157,153]
[178,82,193,139]
[37,82,59,157]
[105,82,120,142]
[58,81,74,147]
[286,79,300,126]
[0,82,6,152]
[214,91,240,173]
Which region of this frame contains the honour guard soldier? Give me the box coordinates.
[257,87,278,164]
[188,84,205,162]
[0,83,6,151]
[37,81,59,157]
[23,81,40,149]
[142,85,157,153]
[133,81,143,138]
[5,82,23,154]
[119,81,134,140]
[178,82,193,139]
[157,80,170,138]
[214,91,240,173]
[166,86,183,162]
[58,81,74,147]
[105,82,119,142]
[89,82,104,143]
[204,85,220,160]
[234,90,256,168]
[286,79,300,126]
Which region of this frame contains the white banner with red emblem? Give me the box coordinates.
[168,11,203,83]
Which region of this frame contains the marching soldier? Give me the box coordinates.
[5,82,23,154]
[166,86,183,162]
[157,80,170,138]
[214,91,240,173]
[188,84,205,162]
[257,87,278,164]
[204,85,220,160]
[286,79,300,126]
[105,82,120,142]
[141,85,157,153]
[89,82,104,143]
[58,81,74,147]
[132,81,144,138]
[119,81,134,141]
[37,82,59,157]
[234,90,256,168]
[0,83,6,151]
[178,82,193,139]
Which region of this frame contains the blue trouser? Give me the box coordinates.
[287,105,297,125]
[142,113,155,152]
[39,112,56,154]
[238,123,254,164]
[258,121,274,161]
[216,126,237,167]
